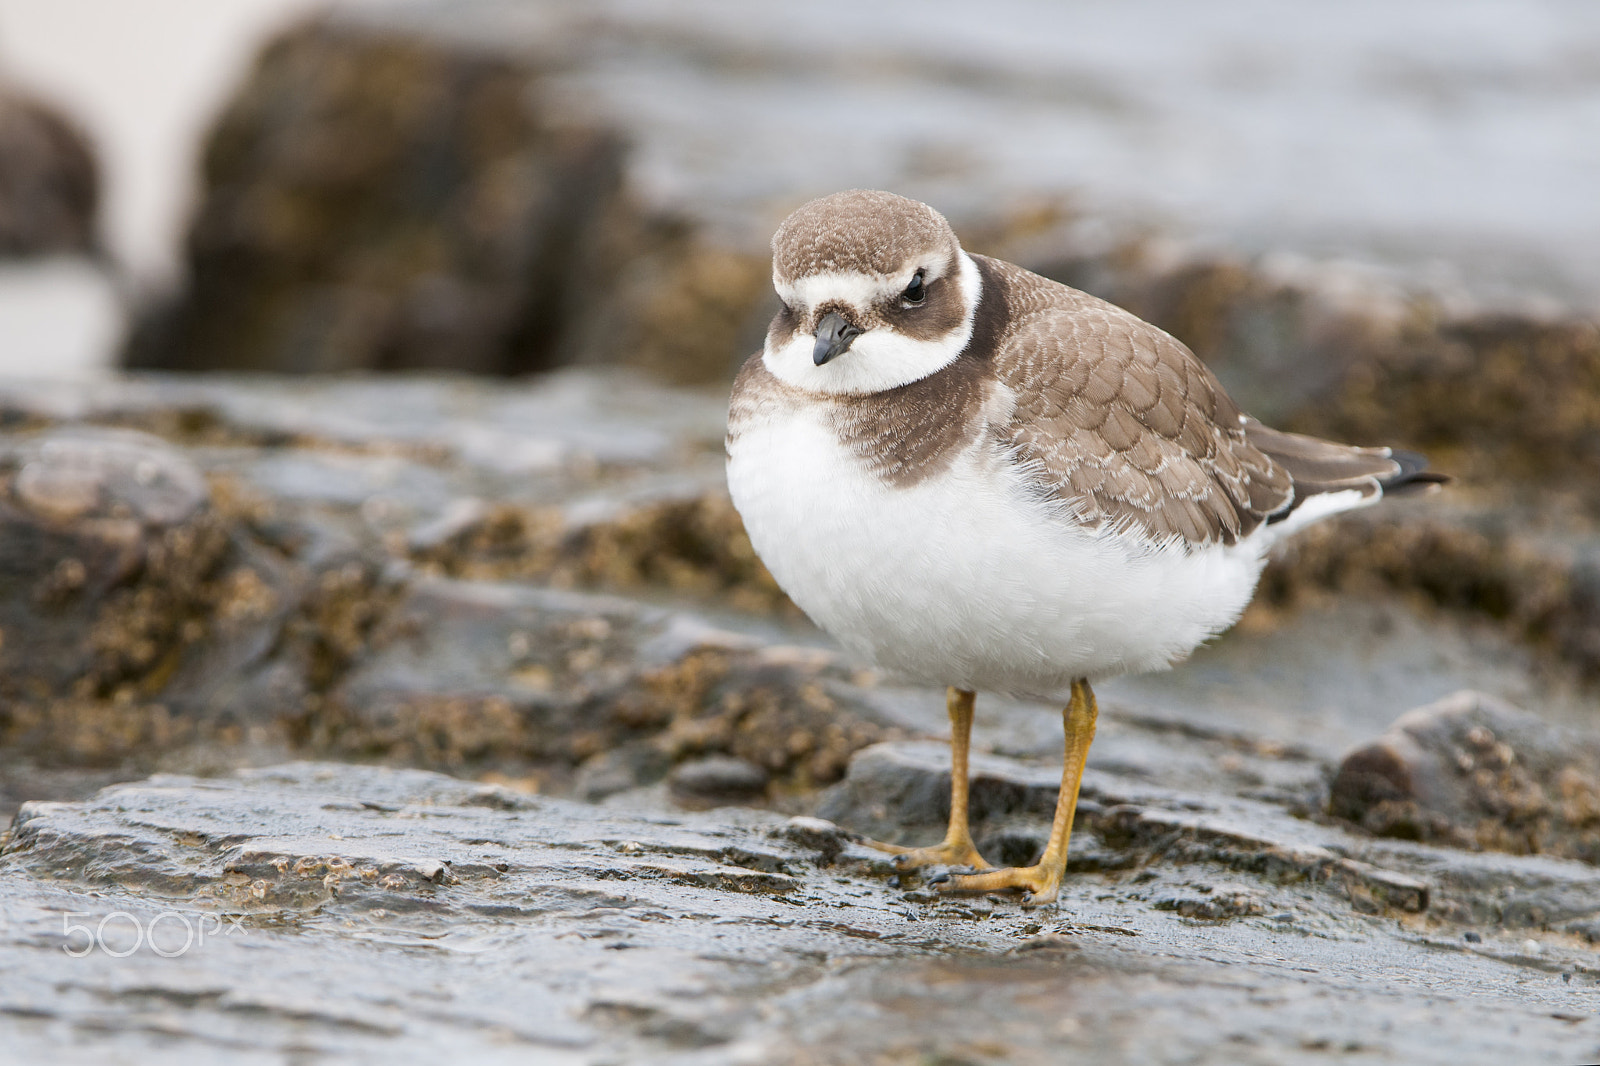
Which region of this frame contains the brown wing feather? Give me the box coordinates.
[982,256,1294,547]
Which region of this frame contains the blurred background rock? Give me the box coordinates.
[0,2,1593,468]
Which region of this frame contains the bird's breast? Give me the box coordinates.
[727,396,1269,692]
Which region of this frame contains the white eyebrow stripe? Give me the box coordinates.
[776,271,889,313]
[774,254,956,313]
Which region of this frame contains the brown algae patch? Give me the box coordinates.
[411,494,798,617]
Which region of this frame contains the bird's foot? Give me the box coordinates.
[865,837,991,873]
[930,864,1062,908]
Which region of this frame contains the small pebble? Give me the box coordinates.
[1522,939,1542,955]
[668,756,769,809]
[1462,931,1482,943]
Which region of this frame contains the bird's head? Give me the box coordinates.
[763,190,982,395]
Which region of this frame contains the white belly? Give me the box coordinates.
[727,404,1270,697]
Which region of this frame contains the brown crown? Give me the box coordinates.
[771,190,958,284]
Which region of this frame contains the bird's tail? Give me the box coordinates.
[1245,419,1448,538]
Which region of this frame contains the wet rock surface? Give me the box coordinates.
[0,370,1598,1061]
[0,427,240,759]
[0,372,896,794]
[0,370,1593,787]
[5,761,1600,1065]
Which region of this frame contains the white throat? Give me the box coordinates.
[762,251,983,396]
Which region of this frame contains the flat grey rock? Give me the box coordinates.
[668,755,770,809]
[4,761,1600,1064]
[821,739,1600,929]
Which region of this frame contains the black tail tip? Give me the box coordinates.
[1383,449,1450,494]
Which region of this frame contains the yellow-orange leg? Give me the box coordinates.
[868,687,992,871]
[934,678,1098,907]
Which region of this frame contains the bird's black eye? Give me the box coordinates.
[902,270,926,305]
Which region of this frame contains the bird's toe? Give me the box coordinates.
[934,864,1062,906]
